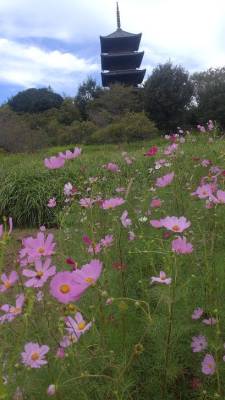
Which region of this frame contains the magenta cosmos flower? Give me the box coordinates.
[155,172,175,187]
[201,354,216,375]
[23,258,56,288]
[72,259,103,291]
[144,146,158,156]
[0,271,18,292]
[44,156,65,169]
[150,271,171,285]
[172,236,193,254]
[120,210,132,228]
[19,232,56,264]
[161,216,191,233]
[101,197,125,209]
[192,307,203,320]
[191,335,208,352]
[0,294,25,323]
[59,147,82,160]
[21,342,49,368]
[150,198,162,208]
[50,271,84,304]
[60,312,92,347]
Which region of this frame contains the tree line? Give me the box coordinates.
[0,62,225,151]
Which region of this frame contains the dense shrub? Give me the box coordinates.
[91,112,158,143]
[8,87,63,113]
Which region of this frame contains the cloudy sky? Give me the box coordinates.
[0,0,225,104]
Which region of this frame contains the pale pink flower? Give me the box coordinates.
[50,271,85,304]
[162,216,191,233]
[47,198,56,208]
[100,235,114,248]
[201,159,211,167]
[201,354,216,375]
[202,317,217,326]
[72,259,103,292]
[150,219,163,228]
[21,342,49,368]
[101,197,125,210]
[44,156,65,169]
[47,385,56,396]
[60,312,92,347]
[0,271,18,292]
[191,335,207,352]
[104,162,120,173]
[192,184,213,199]
[207,120,214,131]
[19,232,56,264]
[120,210,132,228]
[192,308,203,320]
[155,172,175,188]
[124,156,133,165]
[128,231,136,241]
[64,182,73,196]
[59,147,81,160]
[0,294,25,323]
[115,187,125,193]
[79,198,94,208]
[87,243,101,255]
[217,190,225,203]
[150,198,162,208]
[172,236,193,254]
[164,143,178,155]
[22,258,56,288]
[151,271,171,285]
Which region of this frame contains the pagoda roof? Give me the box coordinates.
[101,51,144,71]
[101,28,141,40]
[102,69,146,87]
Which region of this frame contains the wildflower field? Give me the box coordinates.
[0,126,225,399]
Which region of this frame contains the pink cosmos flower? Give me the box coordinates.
[202,317,217,326]
[64,182,73,196]
[47,385,56,396]
[201,159,211,167]
[50,271,84,304]
[22,258,56,288]
[87,243,101,255]
[101,197,125,210]
[19,232,56,264]
[56,347,65,359]
[161,216,191,233]
[120,210,132,228]
[217,190,225,203]
[191,335,208,352]
[47,198,56,208]
[207,120,214,131]
[44,156,65,169]
[72,259,102,291]
[100,235,114,248]
[59,147,81,160]
[172,236,193,254]
[155,172,175,187]
[124,156,133,165]
[21,342,49,368]
[0,271,18,292]
[164,143,178,155]
[104,162,120,173]
[201,354,216,375]
[79,198,94,208]
[192,184,213,199]
[60,312,92,347]
[192,307,203,320]
[150,198,162,208]
[150,219,163,228]
[82,235,92,246]
[0,294,25,323]
[197,125,206,133]
[151,271,172,285]
[144,146,158,156]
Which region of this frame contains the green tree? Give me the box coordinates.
[191,67,225,127]
[144,62,193,130]
[76,77,103,119]
[8,87,63,113]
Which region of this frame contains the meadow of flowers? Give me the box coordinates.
[0,123,225,399]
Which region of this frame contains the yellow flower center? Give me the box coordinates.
[31,352,40,361]
[85,277,94,284]
[38,247,45,254]
[36,271,43,278]
[78,322,86,330]
[60,284,70,294]
[172,225,180,232]
[4,281,11,289]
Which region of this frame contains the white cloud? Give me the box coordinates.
[0,38,99,91]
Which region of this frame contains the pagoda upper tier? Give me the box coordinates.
[100,3,146,87]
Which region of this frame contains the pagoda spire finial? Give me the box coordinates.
[116,2,121,29]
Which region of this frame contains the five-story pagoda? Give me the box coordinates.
[100,3,146,87]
